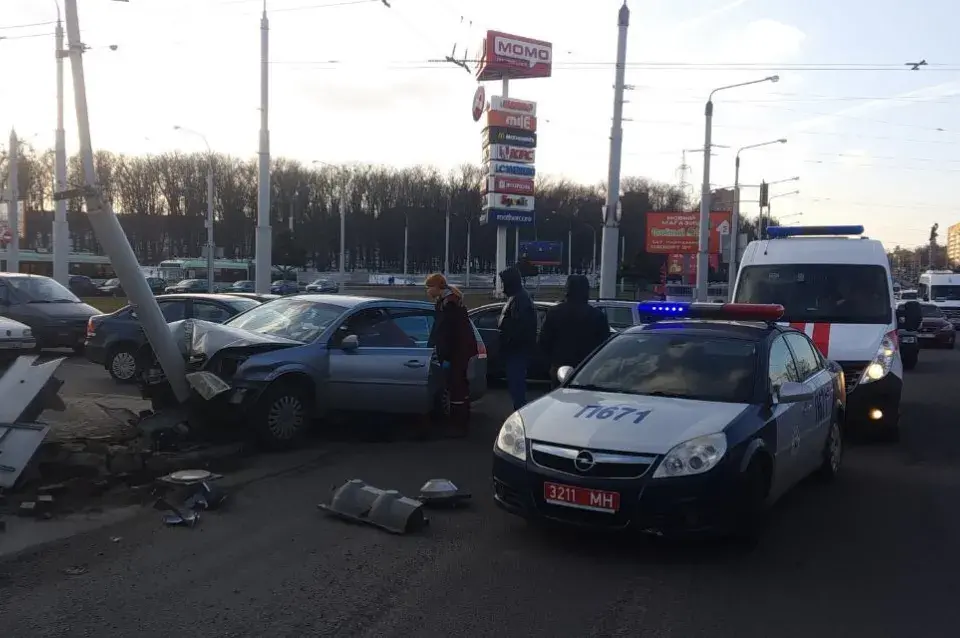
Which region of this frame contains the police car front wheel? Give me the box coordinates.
[817,419,843,481]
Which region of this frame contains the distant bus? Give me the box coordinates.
[0,249,116,282]
[158,258,253,284]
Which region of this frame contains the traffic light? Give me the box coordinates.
[759,181,769,207]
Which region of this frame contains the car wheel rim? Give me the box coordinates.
[111,352,137,380]
[267,395,304,440]
[828,423,842,472]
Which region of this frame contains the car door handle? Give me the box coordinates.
[802,403,812,413]
[404,360,425,368]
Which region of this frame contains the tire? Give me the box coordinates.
[902,350,918,370]
[106,344,139,383]
[730,457,771,544]
[252,378,313,449]
[817,415,843,481]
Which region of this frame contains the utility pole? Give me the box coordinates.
[444,194,451,274]
[6,130,20,274]
[63,0,188,401]
[599,1,629,299]
[254,1,272,294]
[53,10,69,285]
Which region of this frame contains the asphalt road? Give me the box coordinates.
[3,348,959,637]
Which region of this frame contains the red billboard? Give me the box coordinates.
[476,31,553,81]
[646,211,732,254]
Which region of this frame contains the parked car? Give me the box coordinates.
[0,273,100,353]
[99,276,167,297]
[85,293,262,382]
[165,279,210,294]
[270,280,300,295]
[305,278,340,293]
[918,302,956,349]
[138,295,488,448]
[228,280,256,293]
[590,299,644,330]
[225,292,281,303]
[68,275,101,298]
[0,315,37,361]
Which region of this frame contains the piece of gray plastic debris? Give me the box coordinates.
[154,496,200,528]
[318,479,428,534]
[183,482,227,511]
[418,478,472,508]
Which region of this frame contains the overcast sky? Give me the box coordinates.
[2,0,958,249]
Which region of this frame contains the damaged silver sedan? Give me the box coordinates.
[137,295,488,448]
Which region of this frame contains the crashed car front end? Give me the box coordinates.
[137,319,303,416]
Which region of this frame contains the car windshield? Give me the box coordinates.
[311,279,328,285]
[225,298,344,343]
[567,333,758,404]
[931,285,960,301]
[8,276,81,303]
[921,304,944,318]
[735,264,891,324]
[182,279,204,286]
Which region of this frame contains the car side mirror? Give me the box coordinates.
[901,300,922,332]
[341,334,360,351]
[556,365,574,384]
[777,381,814,403]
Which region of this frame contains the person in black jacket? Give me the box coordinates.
[498,266,538,410]
[539,274,611,386]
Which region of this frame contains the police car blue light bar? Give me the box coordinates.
[766,225,864,238]
[638,301,785,322]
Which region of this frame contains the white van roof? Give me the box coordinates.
[741,235,888,267]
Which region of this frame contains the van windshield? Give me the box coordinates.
[735,264,891,324]
[930,285,960,301]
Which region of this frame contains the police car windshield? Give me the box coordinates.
[735,264,891,324]
[567,333,758,404]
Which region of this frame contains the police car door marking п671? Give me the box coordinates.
[573,405,652,424]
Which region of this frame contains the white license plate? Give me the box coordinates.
[902,336,917,343]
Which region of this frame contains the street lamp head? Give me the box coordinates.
[778,138,787,144]
[109,45,118,51]
[173,125,182,130]
[768,75,780,83]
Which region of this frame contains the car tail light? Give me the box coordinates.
[476,339,487,359]
[86,317,98,337]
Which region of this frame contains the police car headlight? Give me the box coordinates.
[860,332,897,385]
[652,433,727,479]
[21,328,32,338]
[495,411,527,461]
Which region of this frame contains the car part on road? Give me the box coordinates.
[155,496,200,527]
[318,479,429,534]
[418,478,472,508]
[182,481,228,511]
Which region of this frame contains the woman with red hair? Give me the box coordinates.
[425,272,477,438]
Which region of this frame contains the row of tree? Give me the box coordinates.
[2,146,772,281]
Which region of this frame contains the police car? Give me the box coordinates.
[492,302,845,537]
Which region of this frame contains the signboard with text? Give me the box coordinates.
[476,31,553,81]
[645,211,733,254]
[519,240,562,266]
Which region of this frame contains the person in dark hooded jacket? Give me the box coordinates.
[539,274,610,386]
[498,266,538,410]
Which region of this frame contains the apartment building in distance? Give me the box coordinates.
[948,222,960,267]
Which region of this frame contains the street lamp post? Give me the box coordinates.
[173,125,215,292]
[729,138,787,292]
[764,190,800,236]
[697,75,779,301]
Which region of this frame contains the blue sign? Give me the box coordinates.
[519,240,563,266]
[488,161,536,178]
[480,209,535,226]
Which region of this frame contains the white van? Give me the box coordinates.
[733,225,902,440]
[917,270,960,329]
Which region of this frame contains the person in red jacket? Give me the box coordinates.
[425,273,477,437]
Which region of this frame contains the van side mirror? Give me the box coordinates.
[341,334,360,351]
[901,301,922,332]
[777,381,814,403]
[556,365,574,384]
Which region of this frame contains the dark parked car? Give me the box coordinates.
[304,278,339,293]
[228,280,256,293]
[68,275,101,298]
[165,279,209,294]
[0,273,100,353]
[99,276,167,297]
[270,280,300,295]
[918,302,956,349]
[84,293,261,382]
[469,301,557,382]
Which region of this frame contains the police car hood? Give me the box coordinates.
[520,389,750,456]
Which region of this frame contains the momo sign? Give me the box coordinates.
[482,176,535,196]
[480,209,535,225]
[484,193,535,212]
[486,110,537,132]
[489,96,537,117]
[488,161,536,178]
[476,30,553,81]
[483,144,535,164]
[482,126,536,148]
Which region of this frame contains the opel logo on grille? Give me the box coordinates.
[574,451,596,472]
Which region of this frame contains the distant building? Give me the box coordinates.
[947,222,960,267]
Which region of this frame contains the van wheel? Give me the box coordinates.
[253,379,313,449]
[107,345,139,382]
